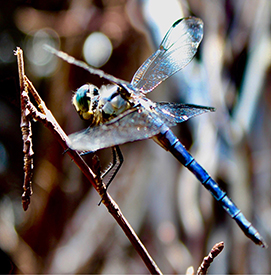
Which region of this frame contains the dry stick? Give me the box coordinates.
[197,241,224,275]
[15,47,34,211]
[14,47,162,275]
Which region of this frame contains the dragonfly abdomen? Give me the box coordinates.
[156,126,266,247]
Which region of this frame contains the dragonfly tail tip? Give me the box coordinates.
[254,232,268,248]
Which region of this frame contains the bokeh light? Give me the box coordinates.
[25,28,60,77]
[83,32,113,68]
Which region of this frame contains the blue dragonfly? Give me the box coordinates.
[45,17,266,247]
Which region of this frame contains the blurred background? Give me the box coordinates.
[0,0,270,273]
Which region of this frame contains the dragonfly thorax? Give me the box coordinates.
[72,83,131,125]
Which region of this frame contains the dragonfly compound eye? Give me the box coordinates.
[72,84,99,121]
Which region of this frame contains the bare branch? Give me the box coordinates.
[197,241,224,275]
[15,47,34,211]
[14,47,162,275]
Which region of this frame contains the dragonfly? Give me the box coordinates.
[44,17,266,247]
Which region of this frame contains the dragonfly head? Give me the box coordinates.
[72,84,100,121]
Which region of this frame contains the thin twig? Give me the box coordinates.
[14,47,162,275]
[197,241,224,275]
[15,47,34,211]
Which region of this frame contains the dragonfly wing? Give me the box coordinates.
[131,17,203,93]
[155,102,215,126]
[44,45,132,89]
[68,107,165,152]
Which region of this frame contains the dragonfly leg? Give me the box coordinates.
[101,147,116,179]
[97,146,123,206]
[102,145,123,189]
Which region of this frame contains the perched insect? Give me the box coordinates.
[45,17,266,247]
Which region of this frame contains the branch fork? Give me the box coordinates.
[15,47,163,274]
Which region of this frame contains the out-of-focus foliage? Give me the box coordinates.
[0,0,270,273]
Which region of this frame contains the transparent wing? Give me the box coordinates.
[44,45,132,89]
[155,102,215,125]
[68,107,165,152]
[131,17,203,93]
[68,101,215,152]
